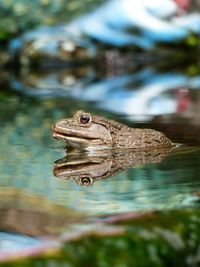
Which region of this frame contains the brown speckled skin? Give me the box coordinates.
[53,111,172,149]
[91,114,172,149]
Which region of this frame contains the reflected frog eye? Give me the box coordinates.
[79,177,93,186]
[80,113,91,124]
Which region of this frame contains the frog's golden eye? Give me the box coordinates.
[79,113,91,124]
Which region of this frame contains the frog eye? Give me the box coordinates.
[80,113,91,124]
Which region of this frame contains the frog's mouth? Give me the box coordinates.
[52,124,101,145]
[53,133,94,145]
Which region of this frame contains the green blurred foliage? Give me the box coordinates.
[2,210,200,267]
[0,0,104,40]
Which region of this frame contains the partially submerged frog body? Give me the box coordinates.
[52,110,172,150]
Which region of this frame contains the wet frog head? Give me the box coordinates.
[52,110,113,149]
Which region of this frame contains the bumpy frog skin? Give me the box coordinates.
[52,110,172,150]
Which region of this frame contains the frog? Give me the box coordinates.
[52,110,172,150]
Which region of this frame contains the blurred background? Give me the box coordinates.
[0,0,200,265]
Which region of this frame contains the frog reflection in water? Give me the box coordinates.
[52,110,172,150]
[53,148,172,186]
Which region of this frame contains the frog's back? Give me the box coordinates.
[113,127,172,149]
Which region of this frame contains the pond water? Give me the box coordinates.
[0,70,200,222]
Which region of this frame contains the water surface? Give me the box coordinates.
[0,86,199,217]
